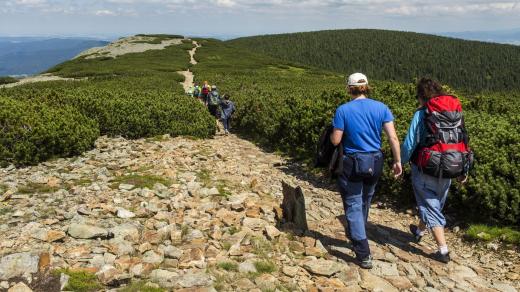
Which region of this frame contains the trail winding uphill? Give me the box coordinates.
[0,39,518,292]
[178,41,200,93]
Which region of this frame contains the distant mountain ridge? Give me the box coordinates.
[0,37,108,76]
[229,29,520,92]
[439,29,520,45]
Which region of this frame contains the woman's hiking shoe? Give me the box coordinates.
[432,251,451,263]
[409,224,423,242]
[357,255,373,269]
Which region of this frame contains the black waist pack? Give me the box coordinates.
[354,152,376,177]
[343,151,383,181]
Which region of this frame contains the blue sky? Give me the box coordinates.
[1,0,519,38]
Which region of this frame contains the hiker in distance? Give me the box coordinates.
[191,82,201,99]
[331,73,402,269]
[219,94,236,135]
[401,78,472,264]
[207,85,221,118]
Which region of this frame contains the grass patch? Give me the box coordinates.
[66,178,93,188]
[181,224,189,240]
[0,206,12,216]
[217,261,238,272]
[222,242,231,251]
[111,174,171,189]
[216,180,232,197]
[18,182,59,194]
[251,237,273,258]
[466,224,520,245]
[53,269,102,292]
[227,226,239,235]
[197,168,212,186]
[119,281,164,292]
[253,260,277,274]
[145,135,169,143]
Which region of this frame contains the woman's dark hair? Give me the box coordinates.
[348,85,370,96]
[416,77,445,101]
[223,94,230,100]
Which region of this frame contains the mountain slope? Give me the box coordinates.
[229,29,520,92]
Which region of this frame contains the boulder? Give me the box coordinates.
[0,252,39,280]
[7,282,32,292]
[67,223,109,239]
[303,259,341,277]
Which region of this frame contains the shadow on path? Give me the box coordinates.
[335,215,430,258]
[280,213,430,266]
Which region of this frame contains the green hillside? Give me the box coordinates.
[194,39,519,225]
[229,29,520,92]
[0,36,215,166]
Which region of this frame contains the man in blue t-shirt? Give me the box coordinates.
[331,73,402,269]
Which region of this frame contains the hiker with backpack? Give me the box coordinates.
[207,85,221,118]
[219,94,235,135]
[201,81,211,104]
[331,73,402,269]
[401,78,472,264]
[192,82,201,99]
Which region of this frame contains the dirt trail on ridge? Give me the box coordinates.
[178,41,200,93]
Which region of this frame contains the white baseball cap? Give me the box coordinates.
[347,73,368,86]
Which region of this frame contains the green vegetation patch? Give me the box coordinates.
[216,180,232,197]
[119,281,165,292]
[53,269,102,292]
[466,224,520,245]
[0,76,18,85]
[253,260,277,274]
[0,96,99,167]
[0,206,12,216]
[196,168,212,186]
[251,237,274,258]
[18,182,59,194]
[112,174,171,189]
[217,261,239,272]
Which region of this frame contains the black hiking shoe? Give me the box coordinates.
[409,224,423,243]
[432,251,451,264]
[357,255,373,269]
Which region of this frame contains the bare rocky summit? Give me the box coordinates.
[0,134,518,291]
[75,36,184,60]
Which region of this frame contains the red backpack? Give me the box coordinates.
[414,95,473,178]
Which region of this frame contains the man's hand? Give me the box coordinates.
[393,162,403,178]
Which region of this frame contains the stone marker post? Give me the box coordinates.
[281,181,308,231]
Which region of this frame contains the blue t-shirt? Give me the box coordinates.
[332,98,394,154]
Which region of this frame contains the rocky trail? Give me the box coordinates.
[0,134,518,292]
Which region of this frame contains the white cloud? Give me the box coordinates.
[15,0,46,5]
[2,0,520,18]
[95,9,117,16]
[215,0,236,7]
